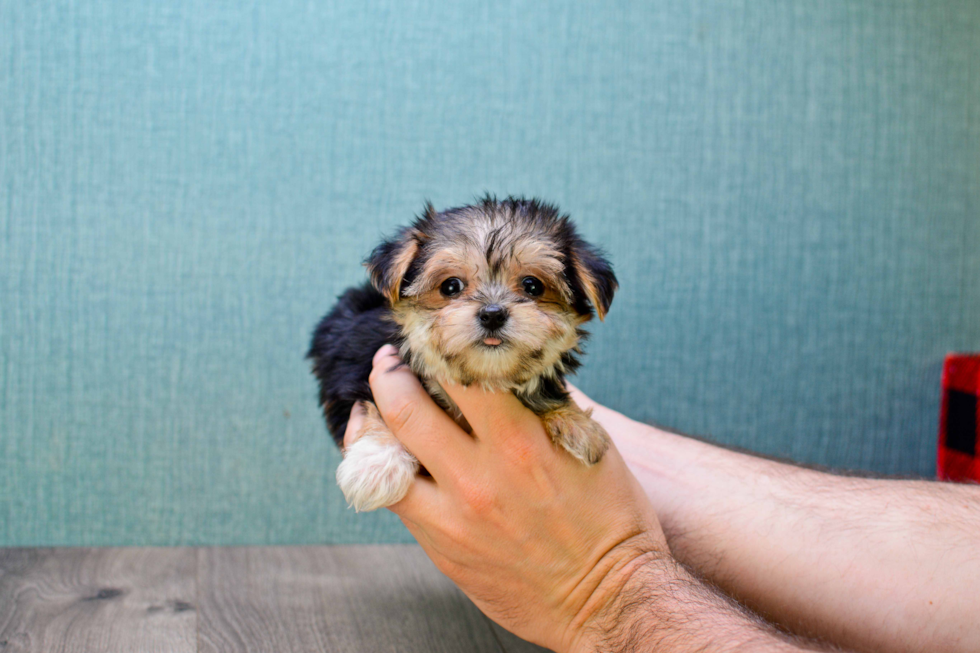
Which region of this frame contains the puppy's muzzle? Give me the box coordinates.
[478,304,509,331]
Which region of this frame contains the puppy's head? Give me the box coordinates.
[367,197,617,387]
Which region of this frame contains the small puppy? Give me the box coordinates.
[308,196,617,511]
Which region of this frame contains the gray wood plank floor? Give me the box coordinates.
[0,548,197,653]
[0,546,551,653]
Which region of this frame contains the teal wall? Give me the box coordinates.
[1,0,978,546]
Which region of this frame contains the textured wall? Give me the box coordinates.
[1,0,978,546]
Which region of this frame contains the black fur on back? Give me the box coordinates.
[307,283,402,444]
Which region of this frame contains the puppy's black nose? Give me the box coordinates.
[478,304,508,331]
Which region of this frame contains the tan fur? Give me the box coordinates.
[345,401,387,448]
[386,203,610,466]
[541,403,610,465]
[391,214,586,390]
[570,248,608,321]
[334,201,613,513]
[370,235,421,303]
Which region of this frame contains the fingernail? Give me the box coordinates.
[373,344,399,367]
[351,401,366,418]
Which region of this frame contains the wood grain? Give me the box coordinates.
[0,547,197,653]
[0,546,553,652]
[197,545,508,653]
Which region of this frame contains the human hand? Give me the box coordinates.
[563,382,691,531]
[346,345,670,652]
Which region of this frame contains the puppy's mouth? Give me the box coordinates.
[482,337,503,347]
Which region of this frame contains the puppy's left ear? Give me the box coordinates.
[365,227,422,304]
[569,240,618,321]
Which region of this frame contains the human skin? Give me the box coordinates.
[349,345,828,652]
[566,384,980,653]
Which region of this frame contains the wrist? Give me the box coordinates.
[566,551,811,653]
[562,547,675,653]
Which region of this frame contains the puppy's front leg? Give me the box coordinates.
[542,401,610,465]
[336,402,418,512]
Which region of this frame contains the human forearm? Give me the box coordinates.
[584,398,980,653]
[573,551,827,653]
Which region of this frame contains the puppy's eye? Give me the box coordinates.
[440,277,464,297]
[521,276,544,297]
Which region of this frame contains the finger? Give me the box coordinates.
[369,345,473,479]
[342,401,367,450]
[386,475,442,524]
[395,512,444,564]
[440,381,545,445]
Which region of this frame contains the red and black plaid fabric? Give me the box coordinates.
[938,353,980,482]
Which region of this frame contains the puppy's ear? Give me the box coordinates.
[568,239,617,321]
[365,227,421,304]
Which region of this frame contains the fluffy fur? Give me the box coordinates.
[308,196,617,511]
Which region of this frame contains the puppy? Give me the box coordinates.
[308,196,617,511]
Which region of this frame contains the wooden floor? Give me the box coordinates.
[0,545,551,652]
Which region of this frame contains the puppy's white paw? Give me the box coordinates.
[336,433,419,512]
